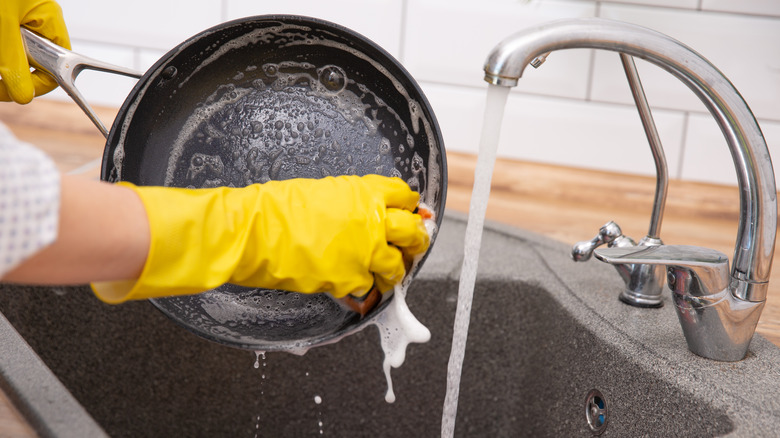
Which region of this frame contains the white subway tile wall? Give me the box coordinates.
[596,4,780,120]
[58,0,224,50]
[681,116,780,186]
[42,0,780,186]
[225,0,404,56]
[404,0,596,98]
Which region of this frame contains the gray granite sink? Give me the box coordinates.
[1,211,780,437]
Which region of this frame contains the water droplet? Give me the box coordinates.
[318,65,347,93]
[379,138,391,154]
[412,152,424,173]
[253,350,265,369]
[161,65,178,80]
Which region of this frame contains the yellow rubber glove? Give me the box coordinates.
[91,175,430,304]
[0,0,70,103]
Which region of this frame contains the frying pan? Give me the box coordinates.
[23,15,446,352]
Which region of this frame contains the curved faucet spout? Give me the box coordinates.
[484,18,777,361]
[484,18,776,302]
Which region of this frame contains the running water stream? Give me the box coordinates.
[441,84,511,438]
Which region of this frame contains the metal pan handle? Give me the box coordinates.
[21,27,144,138]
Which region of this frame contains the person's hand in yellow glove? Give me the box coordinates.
[0,0,70,103]
[90,175,431,304]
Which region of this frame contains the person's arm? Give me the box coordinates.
[4,173,429,304]
[2,174,150,284]
[89,175,430,304]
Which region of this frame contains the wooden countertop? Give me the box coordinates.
[1,99,778,436]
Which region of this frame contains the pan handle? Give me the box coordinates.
[21,28,144,138]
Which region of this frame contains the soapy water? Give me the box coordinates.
[108,18,443,212]
[314,395,324,435]
[242,208,435,410]
[253,350,266,369]
[375,275,432,403]
[253,351,267,437]
[164,60,428,203]
[374,211,436,403]
[152,284,360,349]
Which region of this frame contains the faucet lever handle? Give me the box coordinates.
[572,221,636,262]
[594,244,730,295]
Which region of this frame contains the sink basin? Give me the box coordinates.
[2,212,780,437]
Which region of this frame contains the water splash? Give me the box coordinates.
[253,350,266,369]
[375,212,437,403]
[314,395,324,435]
[253,350,268,437]
[376,280,431,403]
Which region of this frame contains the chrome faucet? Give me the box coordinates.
[484,18,777,361]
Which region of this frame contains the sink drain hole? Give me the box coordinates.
[585,389,608,435]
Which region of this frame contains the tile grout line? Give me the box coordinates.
[586,1,604,102]
[398,0,409,64]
